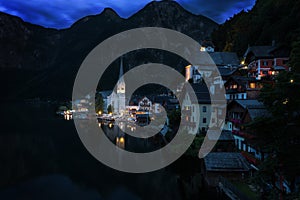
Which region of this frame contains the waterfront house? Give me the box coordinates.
[202,152,251,187]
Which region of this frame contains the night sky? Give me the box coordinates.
[0,0,255,29]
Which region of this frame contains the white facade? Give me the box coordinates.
[182,93,214,133]
[106,59,126,115]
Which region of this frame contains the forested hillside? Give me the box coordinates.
[212,0,300,56]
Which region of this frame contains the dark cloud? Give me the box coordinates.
[0,0,255,29]
[177,0,255,23]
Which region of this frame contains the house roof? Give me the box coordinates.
[231,100,270,120]
[247,108,270,120]
[204,152,251,172]
[235,99,265,109]
[209,52,240,66]
[207,130,235,141]
[244,46,276,59]
[218,66,240,77]
[187,83,211,104]
[184,82,226,104]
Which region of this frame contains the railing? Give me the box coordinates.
[218,176,253,200]
[229,118,242,124]
[232,130,255,139]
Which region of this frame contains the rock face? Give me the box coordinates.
[0,1,217,99]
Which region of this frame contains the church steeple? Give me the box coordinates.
[117,57,125,94]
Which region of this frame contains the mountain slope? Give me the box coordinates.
[0,1,218,100]
[211,0,300,56]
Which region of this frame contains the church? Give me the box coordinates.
[100,59,126,115]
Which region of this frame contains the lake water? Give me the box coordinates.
[0,102,219,200]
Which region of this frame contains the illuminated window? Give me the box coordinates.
[249,82,256,89]
[200,47,206,52]
[232,84,238,89]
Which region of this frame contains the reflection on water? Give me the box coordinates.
[0,102,217,200]
[99,121,163,153]
[0,102,182,199]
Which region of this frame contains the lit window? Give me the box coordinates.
[200,47,206,52]
[249,82,256,89]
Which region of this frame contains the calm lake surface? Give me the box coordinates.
[0,102,218,200]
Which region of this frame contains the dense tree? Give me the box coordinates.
[107,104,113,114]
[212,0,300,56]
[95,94,104,114]
[247,43,300,195]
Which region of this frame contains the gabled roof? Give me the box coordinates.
[229,100,270,120]
[244,46,276,58]
[208,130,235,141]
[218,66,240,77]
[209,52,240,66]
[204,152,251,172]
[235,99,265,109]
[182,82,226,105]
[186,83,211,104]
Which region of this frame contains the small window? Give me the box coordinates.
[263,61,268,66]
[218,109,222,115]
[203,106,207,113]
[203,118,207,123]
[249,82,256,89]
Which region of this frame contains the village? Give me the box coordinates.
[61,39,299,199]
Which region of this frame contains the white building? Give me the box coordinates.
[101,59,126,115]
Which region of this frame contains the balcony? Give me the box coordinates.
[232,130,255,139]
[229,118,242,124]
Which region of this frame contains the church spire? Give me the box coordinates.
[117,57,125,94]
[119,57,124,80]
